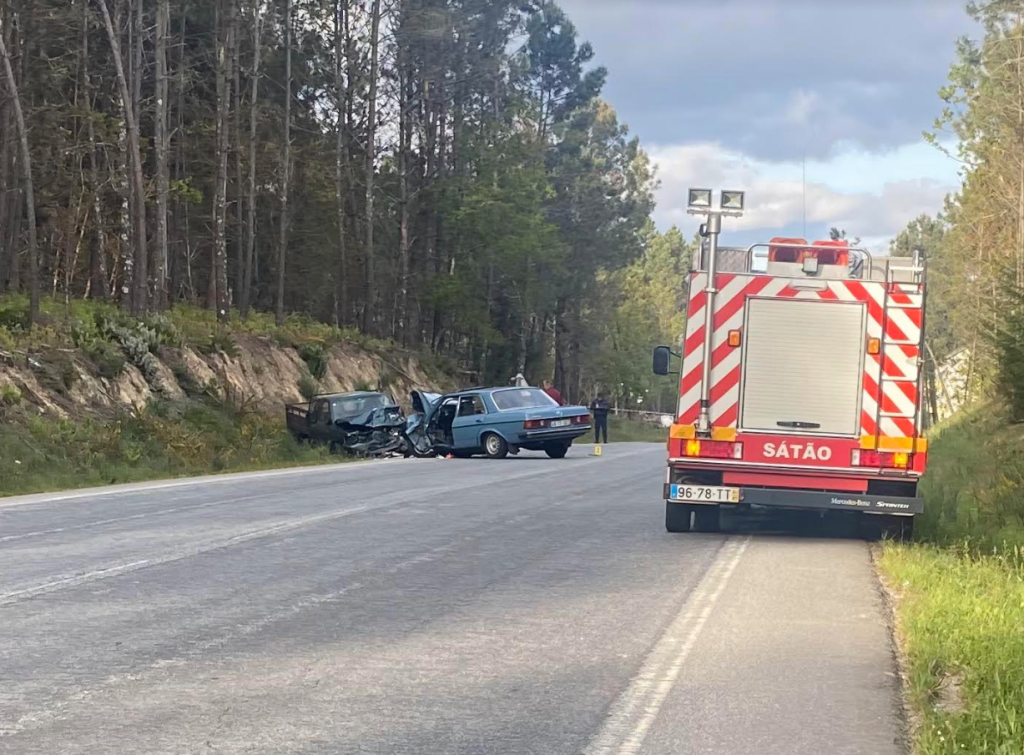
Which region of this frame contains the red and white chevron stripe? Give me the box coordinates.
[678,272,924,441]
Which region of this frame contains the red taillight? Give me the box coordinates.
[684,439,743,459]
[852,449,911,469]
[524,419,548,430]
[572,414,590,425]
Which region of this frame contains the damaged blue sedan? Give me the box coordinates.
[405,387,591,459]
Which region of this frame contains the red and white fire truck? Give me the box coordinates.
[654,197,927,538]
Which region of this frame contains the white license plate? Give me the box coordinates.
[670,485,740,503]
[550,419,571,428]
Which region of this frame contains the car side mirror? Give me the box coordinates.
[653,345,674,376]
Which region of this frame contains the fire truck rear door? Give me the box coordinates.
[740,297,866,436]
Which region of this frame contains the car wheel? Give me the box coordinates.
[544,443,569,459]
[483,433,509,459]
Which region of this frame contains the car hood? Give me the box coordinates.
[410,390,442,419]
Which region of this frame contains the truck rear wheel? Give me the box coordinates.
[666,503,692,533]
[862,514,914,542]
[666,504,721,533]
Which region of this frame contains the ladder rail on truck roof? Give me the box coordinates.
[659,235,927,538]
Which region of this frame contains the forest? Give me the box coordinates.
[0,0,690,407]
[891,0,1024,422]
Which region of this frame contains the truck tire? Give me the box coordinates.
[666,503,693,533]
[666,503,721,533]
[483,432,509,459]
[862,514,914,542]
[693,505,721,533]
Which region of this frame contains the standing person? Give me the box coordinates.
[541,379,563,405]
[590,392,610,444]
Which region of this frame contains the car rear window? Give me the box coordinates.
[491,388,558,411]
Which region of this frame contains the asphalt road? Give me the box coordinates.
[0,443,905,755]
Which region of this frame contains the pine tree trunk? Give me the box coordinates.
[276,0,291,326]
[362,0,381,334]
[396,42,411,344]
[333,0,348,326]
[2,7,22,294]
[240,0,262,319]
[211,0,233,322]
[231,9,242,305]
[96,0,148,316]
[83,1,109,299]
[0,20,38,324]
[0,0,11,294]
[154,0,170,309]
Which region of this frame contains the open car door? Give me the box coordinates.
[405,391,443,457]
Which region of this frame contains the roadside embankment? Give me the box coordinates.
[877,405,1024,754]
[0,295,453,496]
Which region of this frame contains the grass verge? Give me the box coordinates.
[0,396,342,497]
[875,404,1024,754]
[604,415,669,443]
[878,544,1024,754]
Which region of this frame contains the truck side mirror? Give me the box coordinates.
[652,346,673,376]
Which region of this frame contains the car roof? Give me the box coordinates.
[315,391,386,400]
[448,386,539,395]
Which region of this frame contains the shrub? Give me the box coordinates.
[85,340,127,379]
[298,342,329,380]
[0,297,29,331]
[0,383,22,406]
[298,373,319,400]
[0,326,15,350]
[206,329,239,358]
[143,313,181,347]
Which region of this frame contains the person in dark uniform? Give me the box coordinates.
[590,393,610,443]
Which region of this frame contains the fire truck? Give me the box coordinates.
[653,191,926,538]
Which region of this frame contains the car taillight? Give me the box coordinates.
[684,439,743,459]
[572,414,590,425]
[851,449,911,469]
[523,419,548,430]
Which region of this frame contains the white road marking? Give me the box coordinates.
[584,536,750,755]
[0,444,655,511]
[0,505,370,606]
[0,457,417,510]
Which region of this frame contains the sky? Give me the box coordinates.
[557,0,974,253]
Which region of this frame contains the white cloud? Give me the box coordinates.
[649,142,956,252]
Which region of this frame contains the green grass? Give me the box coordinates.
[603,415,669,443]
[875,404,1024,754]
[917,404,1024,553]
[0,293,401,356]
[878,544,1024,754]
[0,396,343,497]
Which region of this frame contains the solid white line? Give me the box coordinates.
[0,457,418,510]
[0,505,369,607]
[584,536,750,755]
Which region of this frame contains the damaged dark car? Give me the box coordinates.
[285,391,407,456]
